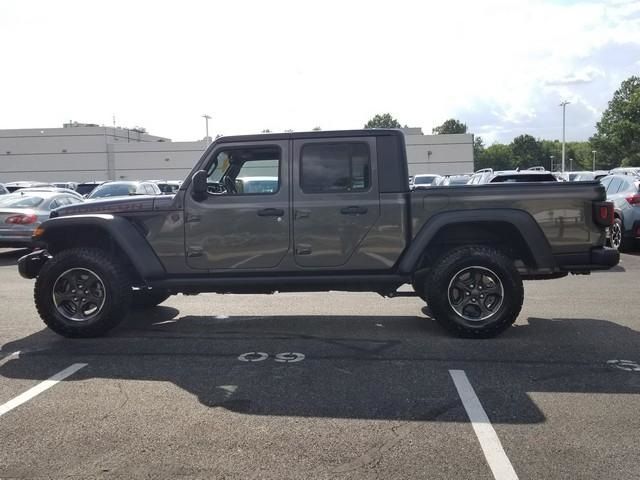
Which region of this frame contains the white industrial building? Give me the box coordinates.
[0,124,473,183]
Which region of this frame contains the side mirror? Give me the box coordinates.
[191,170,208,200]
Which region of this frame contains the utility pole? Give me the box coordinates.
[550,155,554,172]
[202,114,212,146]
[560,101,570,172]
[592,150,597,171]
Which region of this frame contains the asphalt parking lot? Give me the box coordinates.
[1,248,639,479]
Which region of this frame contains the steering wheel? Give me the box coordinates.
[223,176,237,194]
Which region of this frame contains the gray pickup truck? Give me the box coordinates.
[18,129,618,338]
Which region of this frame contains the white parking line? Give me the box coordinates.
[449,369,519,480]
[0,363,87,418]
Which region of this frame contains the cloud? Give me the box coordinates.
[545,67,606,86]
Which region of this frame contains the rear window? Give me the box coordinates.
[300,143,370,193]
[0,194,44,208]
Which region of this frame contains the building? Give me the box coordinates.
[0,124,473,183]
[402,128,474,176]
[0,124,205,183]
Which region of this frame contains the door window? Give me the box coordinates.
[206,147,280,195]
[300,143,370,193]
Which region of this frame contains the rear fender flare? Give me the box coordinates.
[397,209,555,274]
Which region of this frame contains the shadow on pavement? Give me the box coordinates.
[0,248,29,267]
[1,309,639,424]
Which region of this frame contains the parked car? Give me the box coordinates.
[609,167,640,177]
[439,174,472,186]
[18,187,84,200]
[51,182,78,191]
[469,170,557,184]
[75,181,106,197]
[600,174,640,250]
[19,129,617,340]
[236,176,279,194]
[148,180,182,194]
[0,191,84,248]
[4,181,52,193]
[0,184,8,195]
[411,174,443,189]
[86,181,162,200]
[573,171,610,181]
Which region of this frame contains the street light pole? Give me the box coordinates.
[202,114,212,146]
[592,150,597,171]
[550,155,554,172]
[560,101,570,173]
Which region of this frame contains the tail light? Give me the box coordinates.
[5,214,38,225]
[593,201,614,227]
[625,194,640,206]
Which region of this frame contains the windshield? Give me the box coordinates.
[88,183,136,199]
[0,194,44,208]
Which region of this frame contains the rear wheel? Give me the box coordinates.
[425,246,523,338]
[609,218,623,250]
[35,248,132,338]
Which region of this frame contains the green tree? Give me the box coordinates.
[475,143,513,171]
[432,118,467,134]
[590,76,640,168]
[364,113,402,129]
[510,134,543,169]
[473,135,485,165]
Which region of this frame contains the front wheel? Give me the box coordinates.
[34,248,132,338]
[425,246,523,338]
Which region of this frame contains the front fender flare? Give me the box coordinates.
[35,214,165,280]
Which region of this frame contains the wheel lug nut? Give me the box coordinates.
[466,292,470,296]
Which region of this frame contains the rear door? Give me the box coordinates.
[292,137,380,268]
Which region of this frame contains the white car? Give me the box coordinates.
[411,174,444,189]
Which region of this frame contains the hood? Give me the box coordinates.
[52,195,160,218]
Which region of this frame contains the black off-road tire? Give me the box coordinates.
[425,246,523,338]
[131,289,171,309]
[34,248,132,338]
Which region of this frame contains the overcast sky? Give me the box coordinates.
[1,0,639,144]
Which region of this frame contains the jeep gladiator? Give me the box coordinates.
[18,129,619,338]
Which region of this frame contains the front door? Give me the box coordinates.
[184,141,289,270]
[292,137,380,268]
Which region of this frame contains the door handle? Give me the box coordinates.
[340,206,368,215]
[257,208,284,217]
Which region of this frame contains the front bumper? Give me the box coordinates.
[18,249,52,279]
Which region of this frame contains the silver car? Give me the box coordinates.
[0,191,84,248]
[600,174,640,250]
